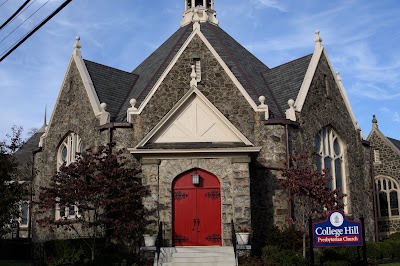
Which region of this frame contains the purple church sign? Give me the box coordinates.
[313,210,363,248]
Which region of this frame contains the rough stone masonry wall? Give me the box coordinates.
[290,53,375,240]
[129,34,288,247]
[32,59,108,241]
[369,130,400,237]
[369,131,400,180]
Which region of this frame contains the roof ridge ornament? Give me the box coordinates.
[257,96,269,120]
[190,65,198,87]
[372,115,378,128]
[314,30,323,49]
[73,36,82,56]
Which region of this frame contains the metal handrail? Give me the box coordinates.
[231,220,237,260]
[155,222,163,265]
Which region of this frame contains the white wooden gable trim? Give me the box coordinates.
[294,46,360,133]
[133,27,259,115]
[136,86,253,148]
[46,53,102,135]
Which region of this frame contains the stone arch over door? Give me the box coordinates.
[172,168,222,246]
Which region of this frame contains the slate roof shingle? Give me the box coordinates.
[83,22,312,121]
[13,132,42,181]
[263,54,313,117]
[388,137,400,151]
[84,60,138,120]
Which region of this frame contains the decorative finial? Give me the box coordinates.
[288,99,295,108]
[130,99,137,110]
[286,99,296,121]
[257,96,269,120]
[336,72,342,82]
[37,105,48,133]
[74,36,81,49]
[258,96,267,107]
[100,102,107,111]
[99,103,110,125]
[372,115,378,128]
[314,30,323,49]
[127,98,138,123]
[190,65,198,87]
[314,30,322,43]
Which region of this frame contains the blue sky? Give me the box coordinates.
[0,0,399,141]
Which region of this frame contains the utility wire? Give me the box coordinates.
[0,0,73,62]
[0,0,31,31]
[0,0,9,8]
[0,0,50,45]
[1,0,38,32]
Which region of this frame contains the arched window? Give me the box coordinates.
[376,176,400,218]
[316,127,347,208]
[57,132,82,168]
[56,132,82,219]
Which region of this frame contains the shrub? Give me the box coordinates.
[262,225,303,251]
[388,232,400,241]
[238,255,263,266]
[44,239,88,266]
[323,261,350,266]
[262,245,306,266]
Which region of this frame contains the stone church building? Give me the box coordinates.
[18,0,381,248]
[368,116,400,239]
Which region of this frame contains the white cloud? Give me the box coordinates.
[251,0,287,12]
[394,112,400,123]
[350,83,400,100]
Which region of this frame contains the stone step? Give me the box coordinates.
[162,247,235,266]
[170,262,236,266]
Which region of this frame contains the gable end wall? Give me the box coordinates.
[290,53,375,240]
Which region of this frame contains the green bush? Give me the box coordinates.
[389,232,400,241]
[238,255,264,266]
[262,245,306,266]
[262,225,303,251]
[367,242,384,259]
[44,239,88,266]
[384,240,400,258]
[323,261,350,266]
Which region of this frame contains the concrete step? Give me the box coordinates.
[161,246,236,266]
[171,262,234,266]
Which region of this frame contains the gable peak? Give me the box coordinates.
[181,0,219,27]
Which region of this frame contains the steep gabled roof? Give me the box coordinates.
[388,137,400,151]
[13,132,42,181]
[84,60,138,120]
[83,22,313,121]
[201,23,270,102]
[263,54,313,117]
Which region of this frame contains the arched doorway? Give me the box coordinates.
[172,168,222,246]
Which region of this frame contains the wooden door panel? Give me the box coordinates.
[173,189,197,246]
[197,188,222,246]
[172,169,221,246]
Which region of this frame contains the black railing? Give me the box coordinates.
[231,220,237,260]
[155,222,163,265]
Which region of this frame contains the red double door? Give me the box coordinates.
[173,169,222,246]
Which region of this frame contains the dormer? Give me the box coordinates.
[181,0,219,27]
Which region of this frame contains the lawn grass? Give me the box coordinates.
[378,264,400,266]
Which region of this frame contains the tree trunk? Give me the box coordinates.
[303,233,306,258]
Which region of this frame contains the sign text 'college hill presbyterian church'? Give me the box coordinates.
[313,211,363,248]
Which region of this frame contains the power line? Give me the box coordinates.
[2,0,38,32]
[0,0,73,62]
[0,0,9,8]
[0,0,50,45]
[0,0,31,31]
